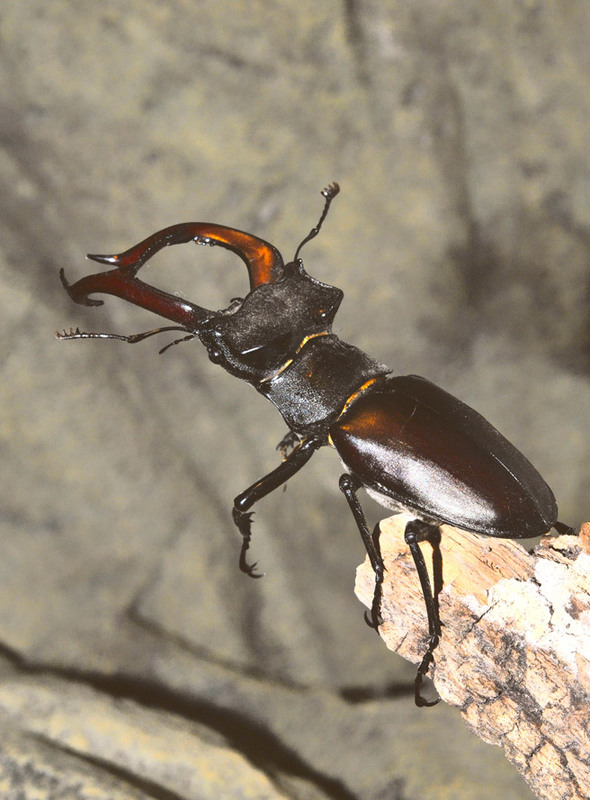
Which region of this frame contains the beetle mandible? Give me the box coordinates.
[57,184,571,705]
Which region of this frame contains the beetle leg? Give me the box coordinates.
[554,520,577,536]
[338,473,385,631]
[232,436,323,577]
[276,431,301,461]
[404,519,443,707]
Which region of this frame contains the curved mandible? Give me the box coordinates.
[59,267,210,330]
[87,222,285,289]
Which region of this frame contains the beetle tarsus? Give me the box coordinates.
[414,634,441,707]
[233,508,264,578]
[240,554,264,579]
[370,522,386,629]
[364,607,384,630]
[363,557,385,630]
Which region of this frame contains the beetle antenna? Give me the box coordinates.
[293,182,340,262]
[158,333,197,354]
[56,325,191,345]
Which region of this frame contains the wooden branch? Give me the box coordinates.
[355,514,590,800]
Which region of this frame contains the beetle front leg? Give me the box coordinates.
[338,473,385,631]
[404,519,442,707]
[276,431,301,461]
[232,436,323,577]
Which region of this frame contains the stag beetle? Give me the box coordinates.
[58,184,571,705]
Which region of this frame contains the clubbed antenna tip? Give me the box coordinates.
[294,182,340,262]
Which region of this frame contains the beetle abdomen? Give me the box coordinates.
[330,374,557,538]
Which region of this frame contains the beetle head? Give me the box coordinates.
[198,259,343,382]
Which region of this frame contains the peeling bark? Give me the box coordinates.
[355,516,590,800]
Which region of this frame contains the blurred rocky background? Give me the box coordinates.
[1,2,589,798]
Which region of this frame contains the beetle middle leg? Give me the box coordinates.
[232,436,323,577]
[404,519,443,707]
[338,473,385,631]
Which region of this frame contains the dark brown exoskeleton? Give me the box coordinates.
[58,184,571,705]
